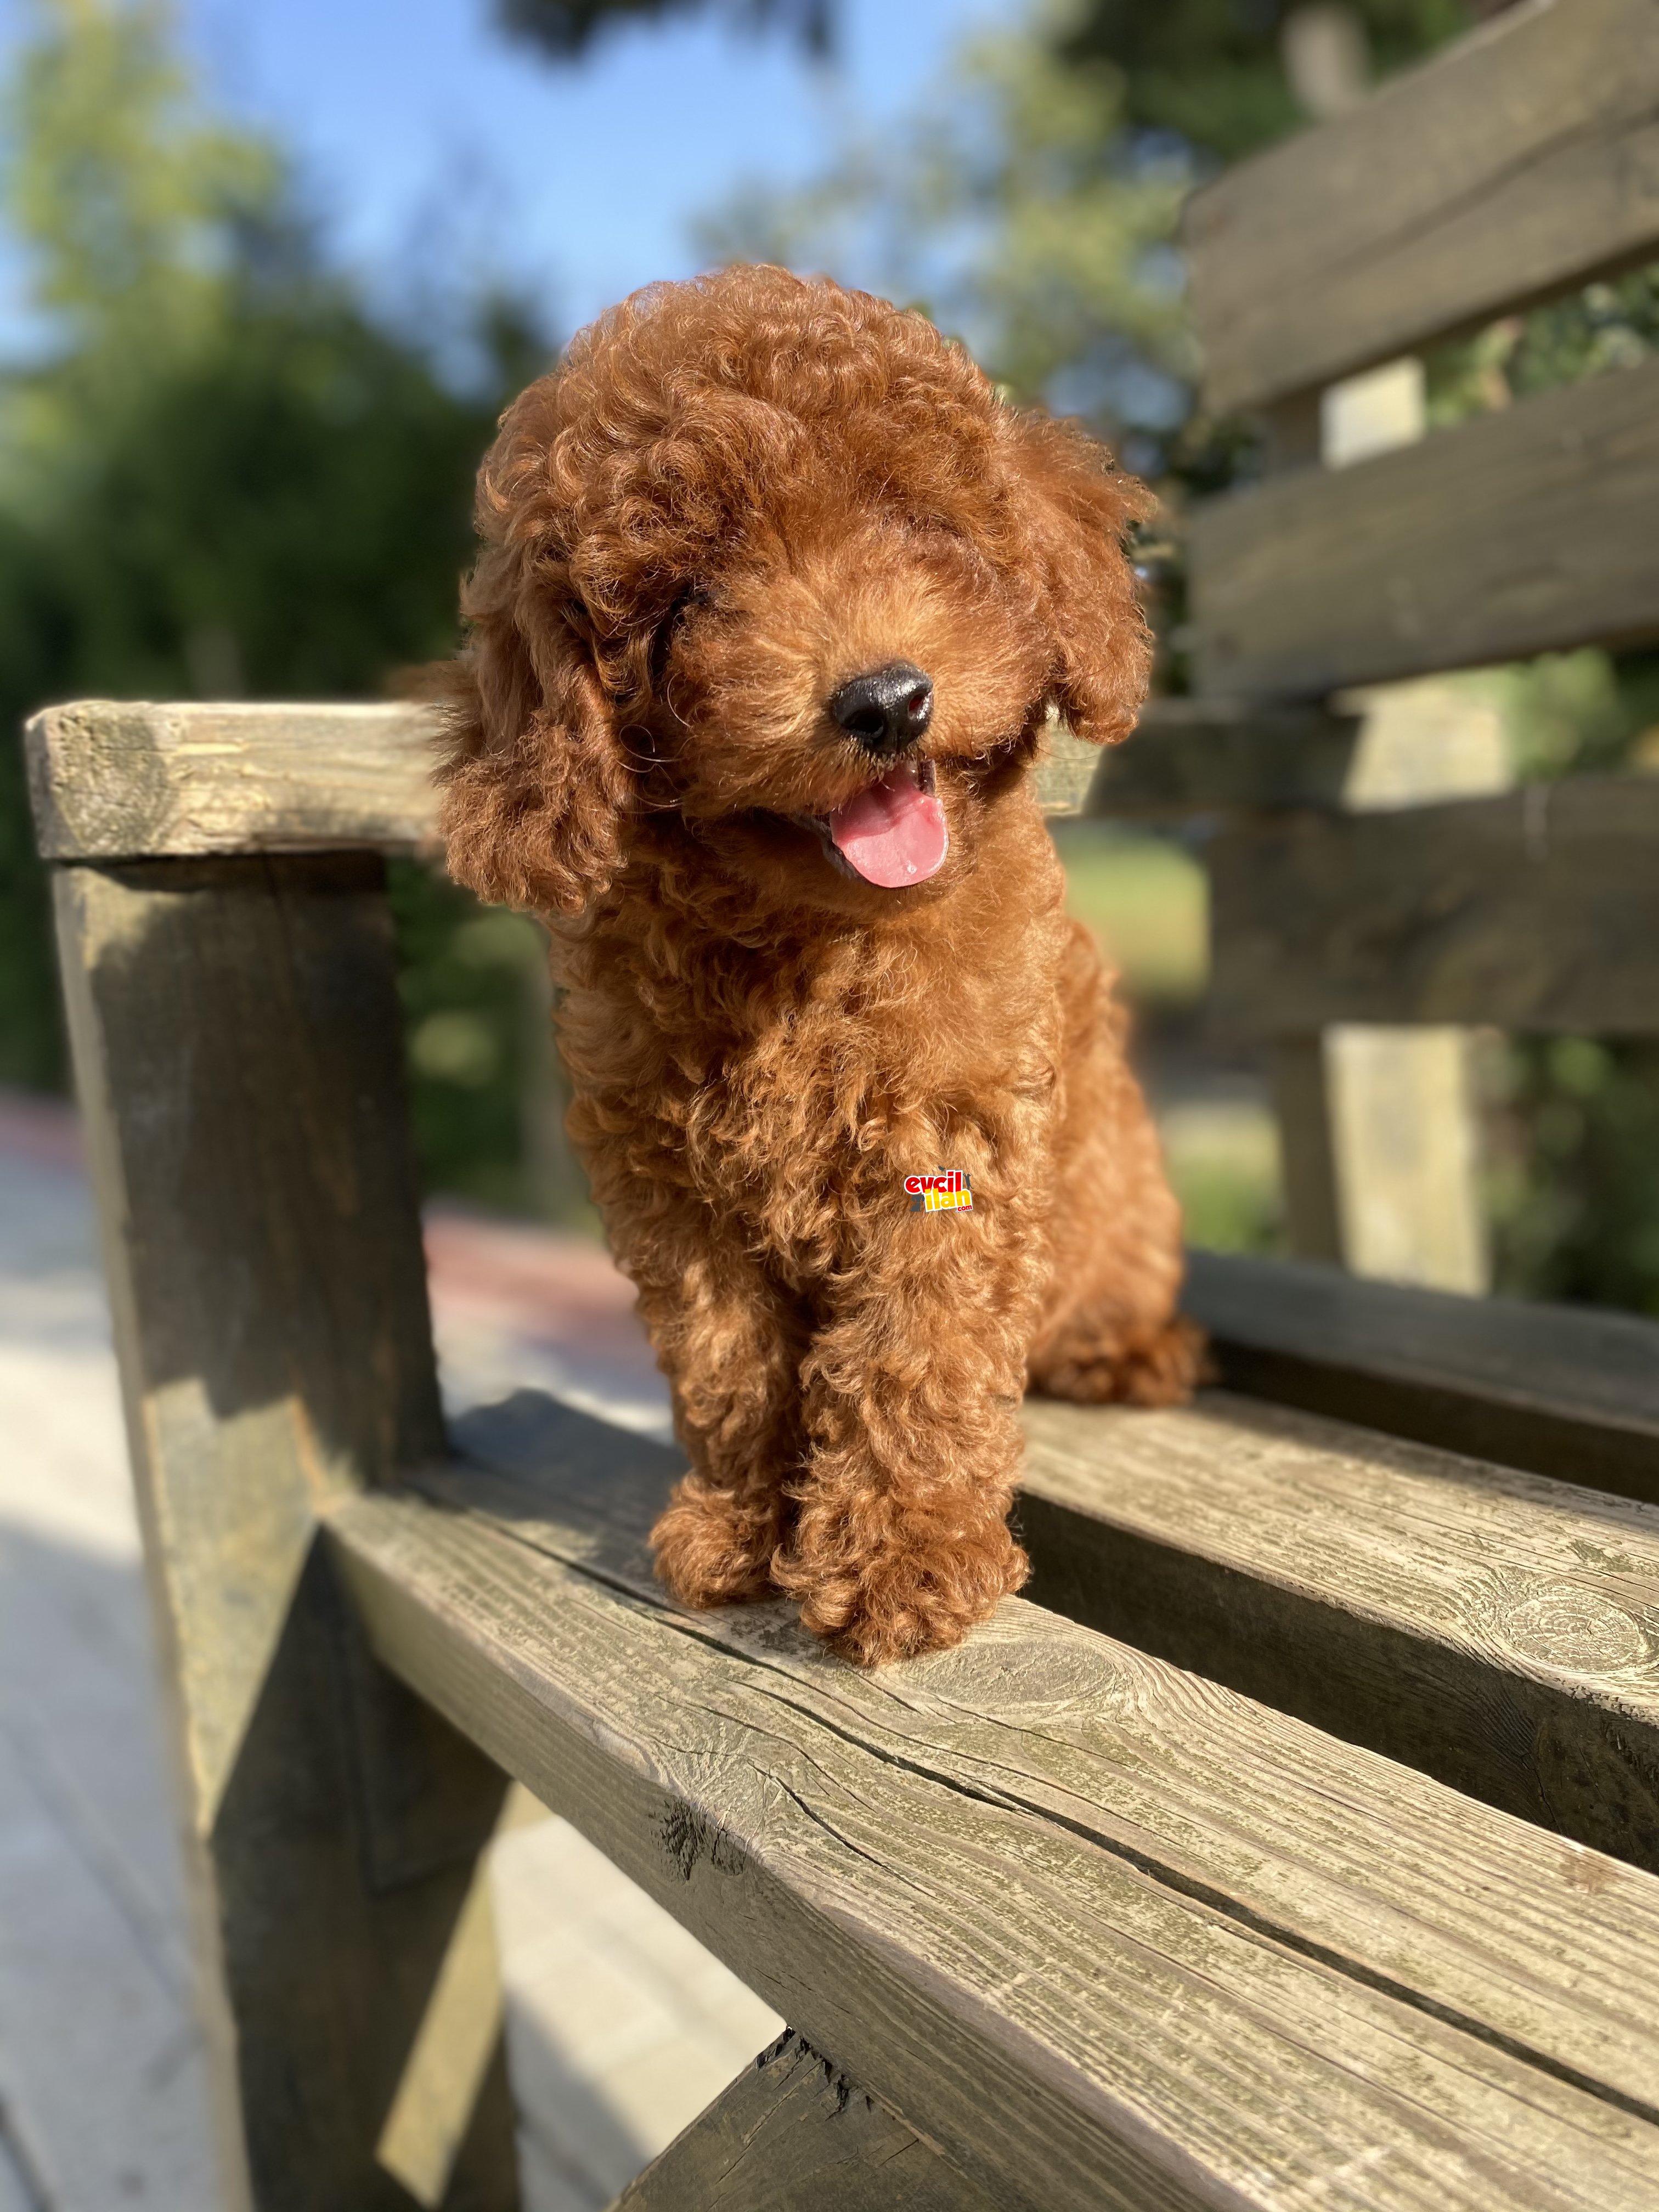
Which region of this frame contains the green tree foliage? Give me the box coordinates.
[4,0,274,342]
[498,0,828,58]
[0,0,570,1214]
[1486,1040,1659,1320]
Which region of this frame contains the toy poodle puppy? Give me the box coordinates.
[438,264,1201,1668]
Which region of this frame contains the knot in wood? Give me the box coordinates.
[1496,1583,1654,1679]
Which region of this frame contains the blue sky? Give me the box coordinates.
[144,0,1024,340]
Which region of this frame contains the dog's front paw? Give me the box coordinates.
[651,1476,786,1609]
[774,1502,1028,1668]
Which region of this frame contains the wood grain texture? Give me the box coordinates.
[1183,0,1659,415]
[1207,774,1659,1032]
[1188,358,1659,699]
[25,701,443,859]
[324,1390,1659,2212]
[53,857,516,2212]
[1085,698,1362,821]
[1184,1249,1659,1506]
[613,2029,995,2211]
[1021,1386,1659,1875]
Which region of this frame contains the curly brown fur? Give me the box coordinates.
[437,266,1203,1668]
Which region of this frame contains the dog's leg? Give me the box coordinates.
[630,1221,809,1610]
[770,1198,1041,1669]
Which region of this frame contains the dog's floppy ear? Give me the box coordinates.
[1008,412,1156,746]
[436,544,633,917]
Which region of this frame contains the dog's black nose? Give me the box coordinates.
[828,662,934,755]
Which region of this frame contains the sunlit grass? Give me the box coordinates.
[1160,1098,1283,1255]
[1051,821,1208,1004]
[1053,821,1280,1254]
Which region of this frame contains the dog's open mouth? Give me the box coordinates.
[807,760,949,889]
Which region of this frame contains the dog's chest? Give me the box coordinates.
[561,902,1066,1264]
[658,946,1059,1245]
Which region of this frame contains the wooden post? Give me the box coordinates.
[1259,374,1504,1292]
[1251,392,1350,1274]
[52,854,518,2212]
[1266,1035,1345,1263]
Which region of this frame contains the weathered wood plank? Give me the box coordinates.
[1183,1249,1659,1506]
[612,2029,994,2211]
[1021,1385,1659,1874]
[1084,697,1362,820]
[20,697,1158,847]
[54,856,516,2212]
[1188,357,1659,698]
[25,701,442,860]
[1206,774,1659,1032]
[1184,0,1659,416]
[326,1390,1659,2212]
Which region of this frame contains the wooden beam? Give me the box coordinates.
[1183,0,1659,416]
[21,697,1163,849]
[1183,1248,1659,1506]
[1020,1383,1659,1875]
[1084,698,1362,821]
[54,856,517,2211]
[1188,356,1659,698]
[613,2029,994,2210]
[25,701,442,860]
[324,1391,1659,2212]
[1207,774,1659,1032]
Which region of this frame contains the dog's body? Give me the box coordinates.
[441,267,1200,1666]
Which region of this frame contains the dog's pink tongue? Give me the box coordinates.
[827,766,949,888]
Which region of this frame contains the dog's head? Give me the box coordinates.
[439,266,1153,919]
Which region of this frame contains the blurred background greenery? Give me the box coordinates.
[4,0,1659,1311]
[0,0,558,1206]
